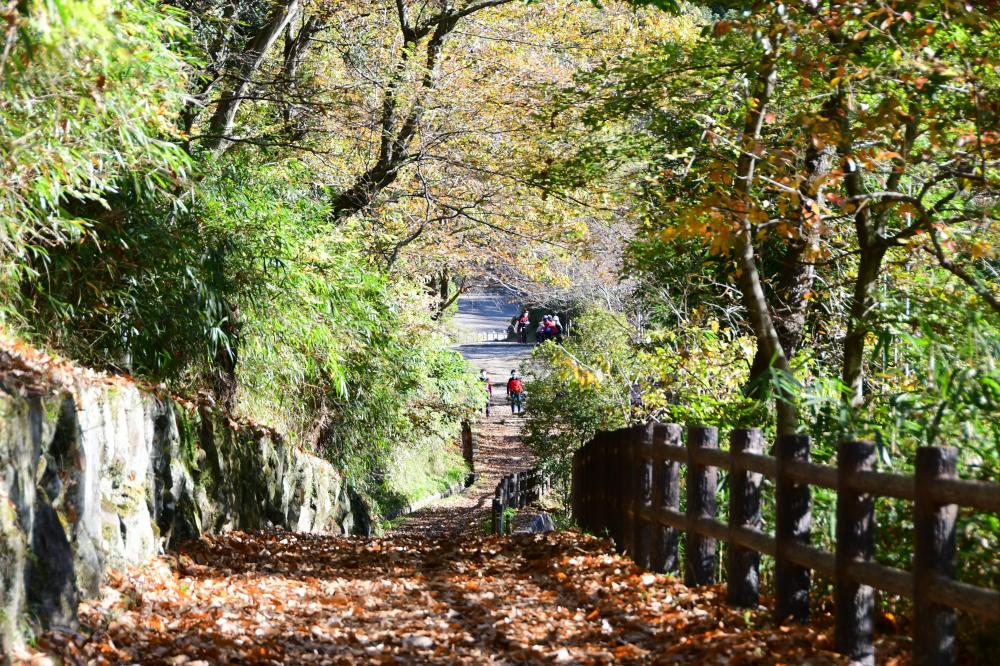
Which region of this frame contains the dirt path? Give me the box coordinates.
[388,339,535,539]
[29,294,911,664]
[387,402,531,539]
[36,528,909,665]
[385,291,536,539]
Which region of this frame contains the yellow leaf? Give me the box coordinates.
[970,241,993,260]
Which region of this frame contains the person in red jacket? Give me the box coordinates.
[516,310,530,343]
[506,370,525,415]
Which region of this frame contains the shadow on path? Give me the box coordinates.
[39,529,898,664]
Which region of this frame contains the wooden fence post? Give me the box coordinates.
[493,484,504,535]
[775,434,811,623]
[596,434,609,535]
[619,431,636,556]
[633,423,654,569]
[599,434,612,537]
[685,425,718,586]
[913,446,958,666]
[569,442,589,528]
[727,428,763,607]
[607,434,620,550]
[652,423,682,574]
[584,444,592,530]
[506,474,517,533]
[835,440,876,666]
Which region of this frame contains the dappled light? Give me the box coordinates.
[38,530,909,664]
[0,0,996,662]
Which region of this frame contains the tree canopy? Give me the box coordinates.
[1,4,997,649]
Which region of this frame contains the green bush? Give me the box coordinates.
[0,0,191,291]
[11,156,482,519]
[521,307,635,504]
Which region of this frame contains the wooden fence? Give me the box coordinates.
[492,468,551,535]
[455,328,512,344]
[570,423,1000,666]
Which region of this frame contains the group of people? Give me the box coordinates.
[479,369,526,416]
[535,314,563,343]
[513,310,564,344]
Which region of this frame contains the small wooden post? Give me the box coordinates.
[493,485,504,535]
[685,425,718,586]
[506,474,517,532]
[775,434,811,623]
[727,428,763,607]
[579,442,597,530]
[583,438,593,532]
[913,446,958,666]
[628,426,642,558]
[835,440,876,666]
[633,423,654,569]
[606,435,619,549]
[652,423,682,573]
[461,421,475,473]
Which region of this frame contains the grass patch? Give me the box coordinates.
[375,433,469,519]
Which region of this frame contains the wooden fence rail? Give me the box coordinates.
[570,423,1000,666]
[492,468,551,535]
[455,328,512,344]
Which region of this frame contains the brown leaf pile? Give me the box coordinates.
[0,334,131,395]
[32,530,911,664]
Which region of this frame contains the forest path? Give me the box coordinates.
[388,292,535,539]
[34,293,907,665]
[39,530,868,664]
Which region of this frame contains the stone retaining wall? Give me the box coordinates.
[0,375,368,654]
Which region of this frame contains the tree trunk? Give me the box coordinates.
[329,14,453,219]
[429,269,462,320]
[282,15,324,127]
[202,0,301,154]
[439,268,450,313]
[328,3,522,220]
[181,0,239,135]
[212,302,241,412]
[833,85,913,407]
[842,243,886,406]
[746,144,833,398]
[729,48,799,435]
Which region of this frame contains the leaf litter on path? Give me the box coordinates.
[36,529,910,664]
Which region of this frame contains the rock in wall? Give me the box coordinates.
[0,375,369,655]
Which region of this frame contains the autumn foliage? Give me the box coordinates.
[34,529,910,665]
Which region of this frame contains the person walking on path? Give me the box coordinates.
[552,315,564,343]
[480,369,493,416]
[517,310,530,344]
[506,370,525,415]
